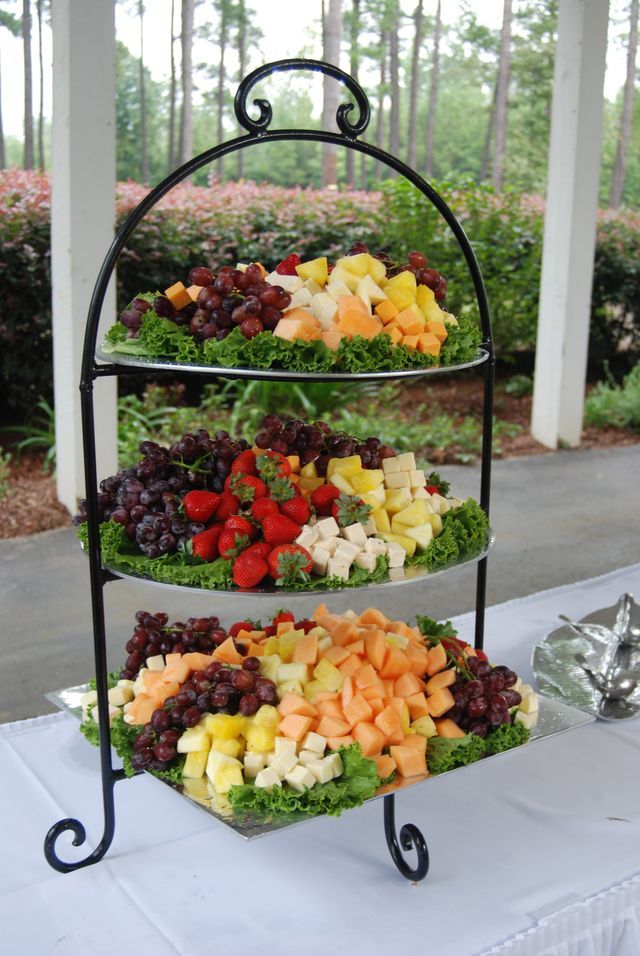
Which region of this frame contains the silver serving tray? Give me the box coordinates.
[100,532,495,595]
[46,685,592,840]
[532,593,640,721]
[95,346,489,382]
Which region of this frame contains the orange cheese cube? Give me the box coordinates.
[186,284,203,302]
[164,281,192,310]
[417,332,441,356]
[375,298,399,324]
[395,304,425,336]
[402,334,419,350]
[426,319,448,343]
[382,325,403,346]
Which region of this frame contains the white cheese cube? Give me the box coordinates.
[91,703,120,725]
[355,552,377,573]
[270,750,299,778]
[301,731,327,755]
[289,287,313,308]
[519,683,535,699]
[312,548,331,576]
[321,536,341,556]
[327,557,350,581]
[362,516,378,536]
[384,472,410,489]
[385,542,407,568]
[108,685,134,707]
[80,690,98,710]
[519,693,539,714]
[305,759,334,784]
[381,456,400,474]
[284,765,316,792]
[296,524,319,551]
[325,752,344,777]
[515,710,538,730]
[117,679,135,690]
[243,753,266,778]
[145,654,165,672]
[274,736,297,757]
[365,536,387,555]
[316,516,340,539]
[132,668,148,696]
[254,768,283,790]
[341,522,368,547]
[409,469,426,489]
[333,541,360,565]
[388,566,407,581]
[298,750,323,766]
[396,452,416,471]
[265,272,303,293]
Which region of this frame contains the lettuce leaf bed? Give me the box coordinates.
[77,500,489,592]
[102,312,482,374]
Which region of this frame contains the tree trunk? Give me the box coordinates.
[236,0,246,179]
[492,0,512,191]
[374,29,387,180]
[168,0,177,171]
[37,0,44,170]
[346,0,360,187]
[139,1,148,183]
[179,0,194,166]
[407,0,423,171]
[425,0,441,178]
[322,0,341,187]
[23,0,34,170]
[479,76,498,183]
[610,0,639,208]
[216,1,228,180]
[387,1,400,173]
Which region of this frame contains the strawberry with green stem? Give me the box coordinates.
[331,493,372,527]
[267,544,313,586]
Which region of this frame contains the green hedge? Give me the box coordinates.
[1,169,639,418]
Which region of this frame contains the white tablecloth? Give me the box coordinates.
[2,565,640,956]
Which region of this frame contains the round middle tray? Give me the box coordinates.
[100,530,495,596]
[95,347,490,383]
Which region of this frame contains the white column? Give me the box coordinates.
[51,0,118,513]
[531,0,609,448]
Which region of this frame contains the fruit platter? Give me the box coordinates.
[98,243,486,379]
[48,603,592,837]
[75,416,491,593]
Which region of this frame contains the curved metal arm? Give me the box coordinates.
[383,795,429,882]
[234,58,370,137]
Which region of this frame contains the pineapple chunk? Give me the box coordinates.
[313,658,343,693]
[335,252,371,277]
[300,460,319,478]
[296,256,328,286]
[205,750,240,785]
[327,455,363,478]
[329,265,360,292]
[382,271,417,311]
[428,513,443,536]
[391,500,432,529]
[177,725,211,753]
[213,762,244,795]
[259,654,282,682]
[278,662,309,684]
[382,531,417,557]
[203,713,245,740]
[245,724,276,753]
[276,679,304,697]
[350,469,385,493]
[372,508,391,533]
[384,488,413,515]
[262,636,280,656]
[327,473,355,495]
[182,750,209,779]
[356,274,387,305]
[303,679,326,703]
[279,630,303,663]
[403,522,434,552]
[360,487,386,507]
[253,704,280,728]
[210,737,243,759]
[411,715,437,738]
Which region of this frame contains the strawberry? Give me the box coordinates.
[267,544,313,586]
[214,491,241,521]
[250,497,280,522]
[331,493,372,527]
[230,449,258,476]
[227,473,267,502]
[275,253,301,276]
[280,496,310,525]
[273,610,295,625]
[257,451,291,480]
[224,514,258,540]
[263,624,277,637]
[245,540,272,560]
[190,525,223,561]
[295,618,316,634]
[229,620,255,637]
[426,471,450,497]
[266,475,296,503]
[232,550,269,588]
[262,513,302,545]
[310,483,341,516]
[426,485,440,495]
[182,490,220,523]
[218,530,250,560]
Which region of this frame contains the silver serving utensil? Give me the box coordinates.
[574,652,637,700]
[619,622,640,649]
[558,614,615,640]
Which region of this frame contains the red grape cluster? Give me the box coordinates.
[120,611,228,680]
[130,658,277,773]
[121,264,293,343]
[74,429,250,557]
[253,414,396,476]
[347,241,448,303]
[446,659,522,737]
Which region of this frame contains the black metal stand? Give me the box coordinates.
[43,58,494,882]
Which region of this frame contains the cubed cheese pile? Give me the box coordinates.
[81,679,135,725]
[249,731,343,792]
[513,681,539,729]
[295,515,395,582]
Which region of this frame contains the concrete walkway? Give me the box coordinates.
[2,445,639,722]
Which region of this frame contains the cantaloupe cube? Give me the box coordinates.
[278,692,318,718]
[425,669,456,694]
[364,629,388,671]
[320,644,351,667]
[426,319,448,343]
[315,715,352,738]
[337,294,370,319]
[327,734,354,750]
[354,662,379,689]
[382,325,403,346]
[375,298,399,324]
[274,314,322,342]
[395,304,425,336]
[343,693,374,727]
[316,698,345,719]
[336,310,383,340]
[212,636,245,666]
[401,334,419,350]
[417,332,441,356]
[426,643,448,676]
[338,654,363,677]
[390,745,427,778]
[403,733,427,754]
[164,281,192,310]
[426,686,455,718]
[406,644,430,676]
[345,638,365,656]
[292,633,319,665]
[352,721,386,757]
[330,619,360,645]
[434,717,466,738]
[321,329,345,351]
[368,697,385,716]
[358,608,389,628]
[278,713,314,741]
[406,692,431,720]
[393,672,426,698]
[374,704,402,738]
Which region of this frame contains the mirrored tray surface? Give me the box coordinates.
[47,686,593,840]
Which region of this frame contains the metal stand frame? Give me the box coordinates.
[44,59,494,882]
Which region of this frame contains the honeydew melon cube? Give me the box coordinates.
[326,277,353,301]
[327,455,363,478]
[270,750,298,778]
[356,274,387,305]
[428,513,443,536]
[307,625,329,640]
[278,662,309,684]
[210,737,243,759]
[384,471,410,489]
[392,500,432,528]
[410,715,437,738]
[403,523,434,552]
[243,752,266,778]
[258,654,282,683]
[384,488,413,514]
[288,287,313,309]
[262,636,280,655]
[177,725,211,754]
[316,634,333,652]
[277,679,305,698]
[284,765,316,792]
[182,750,209,779]
[311,292,339,328]
[329,265,360,292]
[203,713,245,740]
[253,705,280,729]
[265,272,304,293]
[146,654,165,671]
[313,658,343,693]
[296,257,328,286]
[325,752,344,777]
[245,724,276,754]
[350,469,385,493]
[254,767,283,790]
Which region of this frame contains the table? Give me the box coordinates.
[2,564,639,956]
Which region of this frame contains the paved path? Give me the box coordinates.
[2,445,639,721]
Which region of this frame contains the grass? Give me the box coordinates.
[584,363,640,432]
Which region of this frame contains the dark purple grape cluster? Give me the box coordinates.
[130,658,277,773]
[73,430,250,556]
[446,660,522,738]
[120,611,228,680]
[253,414,396,477]
[120,264,293,344]
[346,241,448,303]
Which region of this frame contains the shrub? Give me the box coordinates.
[584,362,640,431]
